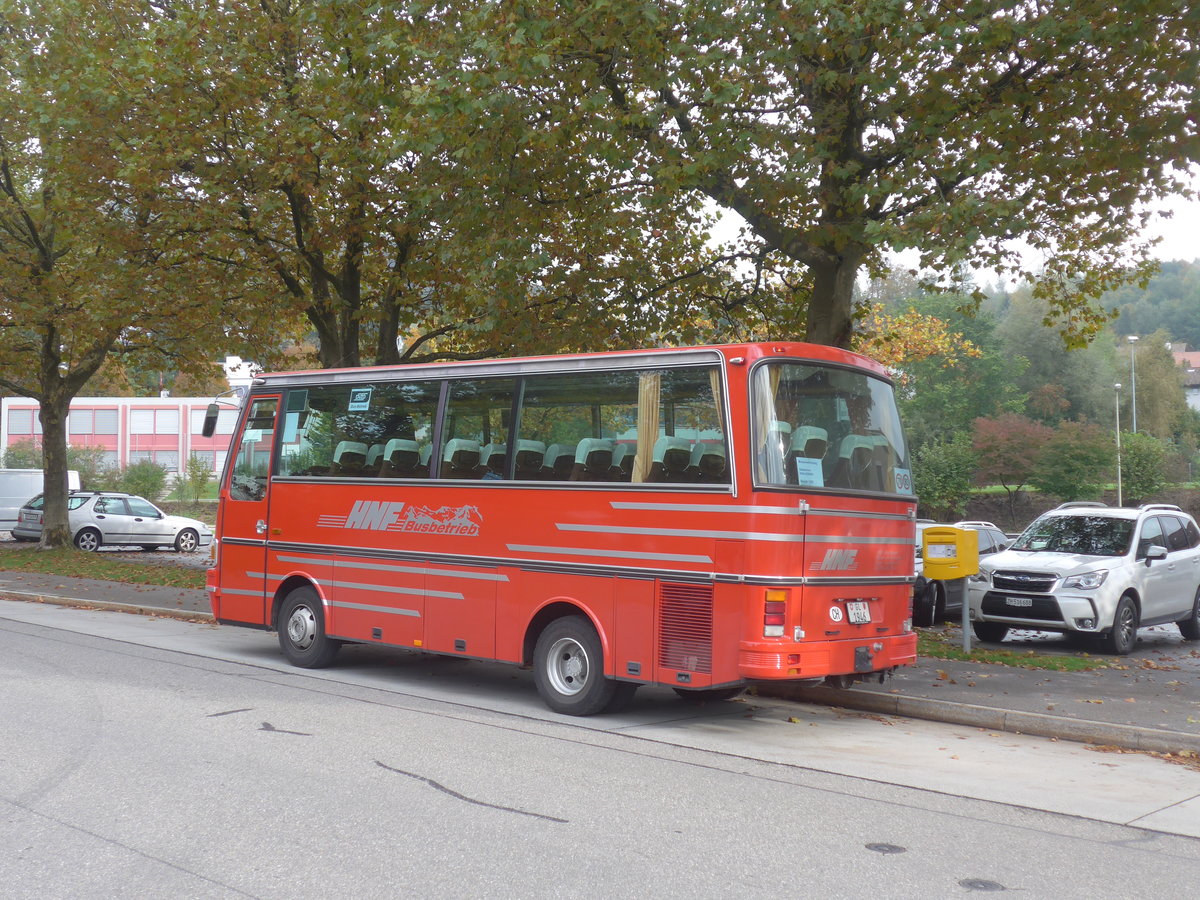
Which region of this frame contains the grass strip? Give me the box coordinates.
[0,545,205,590]
[918,629,1111,671]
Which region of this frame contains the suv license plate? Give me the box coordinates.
[847,601,871,624]
[1005,596,1034,607]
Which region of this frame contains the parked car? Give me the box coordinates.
[1,467,80,534]
[12,491,212,553]
[913,520,1009,626]
[967,502,1200,653]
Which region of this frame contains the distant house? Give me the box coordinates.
[1167,342,1200,411]
[0,396,238,475]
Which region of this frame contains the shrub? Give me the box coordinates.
[120,460,170,501]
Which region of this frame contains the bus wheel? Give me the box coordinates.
[533,615,619,716]
[278,587,341,668]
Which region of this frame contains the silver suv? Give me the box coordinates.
[967,503,1200,654]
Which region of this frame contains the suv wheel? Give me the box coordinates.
[972,622,1009,643]
[1102,594,1139,655]
[1178,588,1200,641]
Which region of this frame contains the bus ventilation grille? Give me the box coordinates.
[657,582,714,673]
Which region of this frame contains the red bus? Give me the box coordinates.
[204,342,918,714]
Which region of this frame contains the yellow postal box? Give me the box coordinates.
[921,526,979,579]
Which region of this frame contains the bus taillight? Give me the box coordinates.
[764,590,788,637]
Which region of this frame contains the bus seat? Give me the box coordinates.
[571,438,614,481]
[541,443,576,480]
[514,440,546,480]
[481,442,507,480]
[831,435,875,489]
[609,442,634,481]
[649,436,692,483]
[380,438,422,477]
[331,440,369,477]
[365,444,384,475]
[443,438,482,478]
[791,426,828,459]
[688,441,729,484]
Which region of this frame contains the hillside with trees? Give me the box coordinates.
[885,260,1200,525]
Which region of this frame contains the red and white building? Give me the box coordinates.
[1,396,238,475]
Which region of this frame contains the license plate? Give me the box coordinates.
[1005,596,1034,608]
[847,600,871,624]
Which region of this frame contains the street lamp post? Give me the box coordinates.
[1128,335,1139,433]
[1114,383,1123,507]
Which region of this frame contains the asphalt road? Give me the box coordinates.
[2,600,1199,898]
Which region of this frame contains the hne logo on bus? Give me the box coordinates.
[319,500,482,536]
[811,548,859,571]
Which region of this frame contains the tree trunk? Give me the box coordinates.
[804,252,863,350]
[37,389,73,550]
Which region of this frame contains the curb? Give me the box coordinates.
[754,684,1200,755]
[0,590,215,624]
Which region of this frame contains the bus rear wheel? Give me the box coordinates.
[533,615,622,716]
[278,586,341,668]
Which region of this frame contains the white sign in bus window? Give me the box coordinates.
[348,387,373,411]
[795,457,824,487]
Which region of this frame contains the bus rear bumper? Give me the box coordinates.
[737,633,917,681]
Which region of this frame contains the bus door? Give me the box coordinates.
[217,396,279,625]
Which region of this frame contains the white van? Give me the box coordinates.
[0,469,81,533]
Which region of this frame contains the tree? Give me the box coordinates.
[493,0,1200,348]
[1029,421,1115,502]
[153,2,728,369]
[1120,431,1168,505]
[1119,330,1188,442]
[0,3,240,547]
[973,414,1052,521]
[913,436,977,521]
[872,285,1026,452]
[996,286,1116,426]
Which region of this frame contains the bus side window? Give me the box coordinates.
[443,378,515,479]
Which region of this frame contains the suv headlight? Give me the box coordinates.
[969,570,990,584]
[1063,570,1108,590]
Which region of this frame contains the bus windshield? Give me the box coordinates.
[752,361,912,494]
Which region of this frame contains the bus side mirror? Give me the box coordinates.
[201,403,220,438]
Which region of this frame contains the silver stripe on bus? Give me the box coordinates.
[611,501,802,516]
[253,571,462,600]
[323,579,463,600]
[611,502,911,522]
[330,601,420,618]
[274,554,508,582]
[506,544,713,564]
[556,523,806,542]
[804,534,913,545]
[804,575,916,586]
[804,508,915,522]
[219,587,268,597]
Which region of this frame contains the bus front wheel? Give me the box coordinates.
[278,587,341,668]
[533,615,623,716]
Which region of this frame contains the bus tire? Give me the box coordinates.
[278,586,341,668]
[533,615,618,716]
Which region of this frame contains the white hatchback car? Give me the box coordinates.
[13,491,213,553]
[968,503,1200,654]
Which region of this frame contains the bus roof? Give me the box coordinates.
[249,342,891,388]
